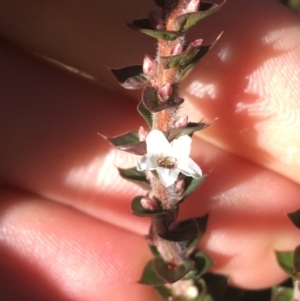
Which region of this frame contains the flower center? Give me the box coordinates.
[157,156,177,169]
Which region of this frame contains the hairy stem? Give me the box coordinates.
[149,1,199,299]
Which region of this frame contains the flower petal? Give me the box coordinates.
[146,130,171,156]
[177,158,202,178]
[170,135,191,159]
[156,167,180,187]
[137,154,157,171]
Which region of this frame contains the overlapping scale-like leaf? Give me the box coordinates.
[152,257,195,283]
[128,19,180,40]
[158,214,208,242]
[175,0,227,31]
[160,42,200,69]
[111,65,148,90]
[137,101,152,127]
[288,208,300,229]
[118,167,150,190]
[271,287,293,301]
[201,273,228,301]
[104,131,146,155]
[139,260,166,286]
[131,195,170,217]
[294,245,300,274]
[142,86,184,113]
[177,175,207,205]
[155,286,172,300]
[275,250,294,277]
[193,250,213,277]
[179,33,222,81]
[168,121,210,140]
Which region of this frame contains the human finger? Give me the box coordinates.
[1,37,300,290]
[0,187,157,301]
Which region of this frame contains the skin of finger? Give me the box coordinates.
[1,39,300,289]
[0,38,150,234]
[0,188,160,301]
[0,0,159,92]
[180,0,300,185]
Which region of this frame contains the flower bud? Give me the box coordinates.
[138,126,148,141]
[185,0,200,13]
[191,39,203,49]
[158,83,172,102]
[149,11,165,30]
[143,54,156,78]
[141,197,159,211]
[170,44,183,56]
[144,234,155,245]
[175,115,188,128]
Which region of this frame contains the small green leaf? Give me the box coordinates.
[149,244,160,257]
[179,34,222,81]
[288,208,300,229]
[142,86,184,113]
[139,260,166,286]
[137,101,152,127]
[174,0,227,31]
[196,278,208,301]
[186,237,201,254]
[193,250,214,276]
[153,257,195,283]
[168,122,210,140]
[118,167,150,190]
[159,214,208,242]
[181,269,198,281]
[202,273,228,301]
[271,287,293,301]
[202,295,213,301]
[128,19,180,40]
[275,251,294,276]
[142,86,160,111]
[155,285,172,299]
[111,65,148,89]
[294,245,300,273]
[131,195,172,218]
[105,131,146,155]
[178,175,207,204]
[182,251,213,281]
[131,196,168,217]
[272,286,282,297]
[160,48,199,69]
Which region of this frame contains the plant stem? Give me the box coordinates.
[148,2,199,299]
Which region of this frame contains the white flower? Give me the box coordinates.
[137,129,202,187]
